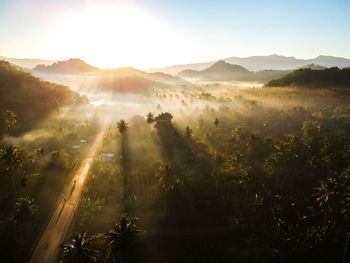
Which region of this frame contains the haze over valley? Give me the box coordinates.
[1,1,350,263]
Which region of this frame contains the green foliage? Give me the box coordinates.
[156,162,180,191]
[49,150,70,169]
[146,112,154,124]
[184,126,193,139]
[15,197,38,222]
[266,67,350,87]
[0,145,23,172]
[154,112,173,130]
[116,120,128,134]
[61,232,99,263]
[0,61,80,133]
[105,214,140,263]
[0,110,16,136]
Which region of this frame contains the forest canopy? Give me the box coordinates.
[0,60,81,134]
[266,67,350,88]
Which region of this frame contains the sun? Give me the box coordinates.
[49,2,183,69]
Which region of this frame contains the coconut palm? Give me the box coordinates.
[61,232,99,263]
[116,120,129,200]
[105,214,140,263]
[184,126,193,139]
[0,110,16,133]
[15,197,38,222]
[0,145,22,172]
[116,120,128,134]
[313,176,338,228]
[146,112,154,124]
[156,162,179,211]
[214,118,219,128]
[35,147,44,157]
[212,153,225,194]
[0,145,23,197]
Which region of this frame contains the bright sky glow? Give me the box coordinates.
[0,0,350,69]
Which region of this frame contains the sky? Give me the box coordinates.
[0,0,350,69]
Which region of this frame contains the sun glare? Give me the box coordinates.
[49,3,182,69]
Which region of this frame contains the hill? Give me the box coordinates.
[178,61,250,81]
[0,56,54,69]
[0,61,80,134]
[178,60,291,82]
[149,54,350,74]
[77,67,192,93]
[298,63,327,70]
[33,58,100,74]
[32,61,192,94]
[266,67,350,88]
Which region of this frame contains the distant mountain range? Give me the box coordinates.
[33,58,99,74]
[177,61,328,83]
[31,58,192,93]
[0,56,54,69]
[149,55,350,74]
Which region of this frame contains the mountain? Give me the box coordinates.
[224,54,303,71]
[149,55,350,74]
[312,55,350,68]
[103,67,189,85]
[31,60,192,94]
[178,60,250,81]
[0,56,54,69]
[298,63,327,70]
[0,61,80,134]
[77,67,193,93]
[33,58,100,74]
[266,67,350,88]
[178,60,291,82]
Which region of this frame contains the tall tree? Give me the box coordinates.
[116,120,128,135]
[146,112,154,124]
[0,145,23,197]
[61,232,99,263]
[15,197,38,222]
[116,120,129,202]
[0,110,16,136]
[105,214,140,263]
[214,118,219,128]
[184,126,193,139]
[313,176,338,228]
[156,162,179,211]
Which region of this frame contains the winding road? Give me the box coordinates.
[30,126,107,263]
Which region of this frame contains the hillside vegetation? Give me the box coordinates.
[32,59,192,94]
[266,67,350,88]
[33,58,99,74]
[178,60,291,82]
[0,61,80,134]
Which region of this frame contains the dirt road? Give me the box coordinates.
[30,127,107,263]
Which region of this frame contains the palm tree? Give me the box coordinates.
[212,153,225,194]
[184,126,193,139]
[0,145,23,197]
[214,118,219,128]
[15,197,38,222]
[313,176,338,228]
[105,214,140,263]
[61,232,99,263]
[156,162,179,211]
[0,110,16,133]
[35,147,44,157]
[146,112,154,124]
[117,120,128,134]
[116,120,128,201]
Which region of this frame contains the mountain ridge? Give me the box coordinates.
[148,54,350,74]
[33,58,100,74]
